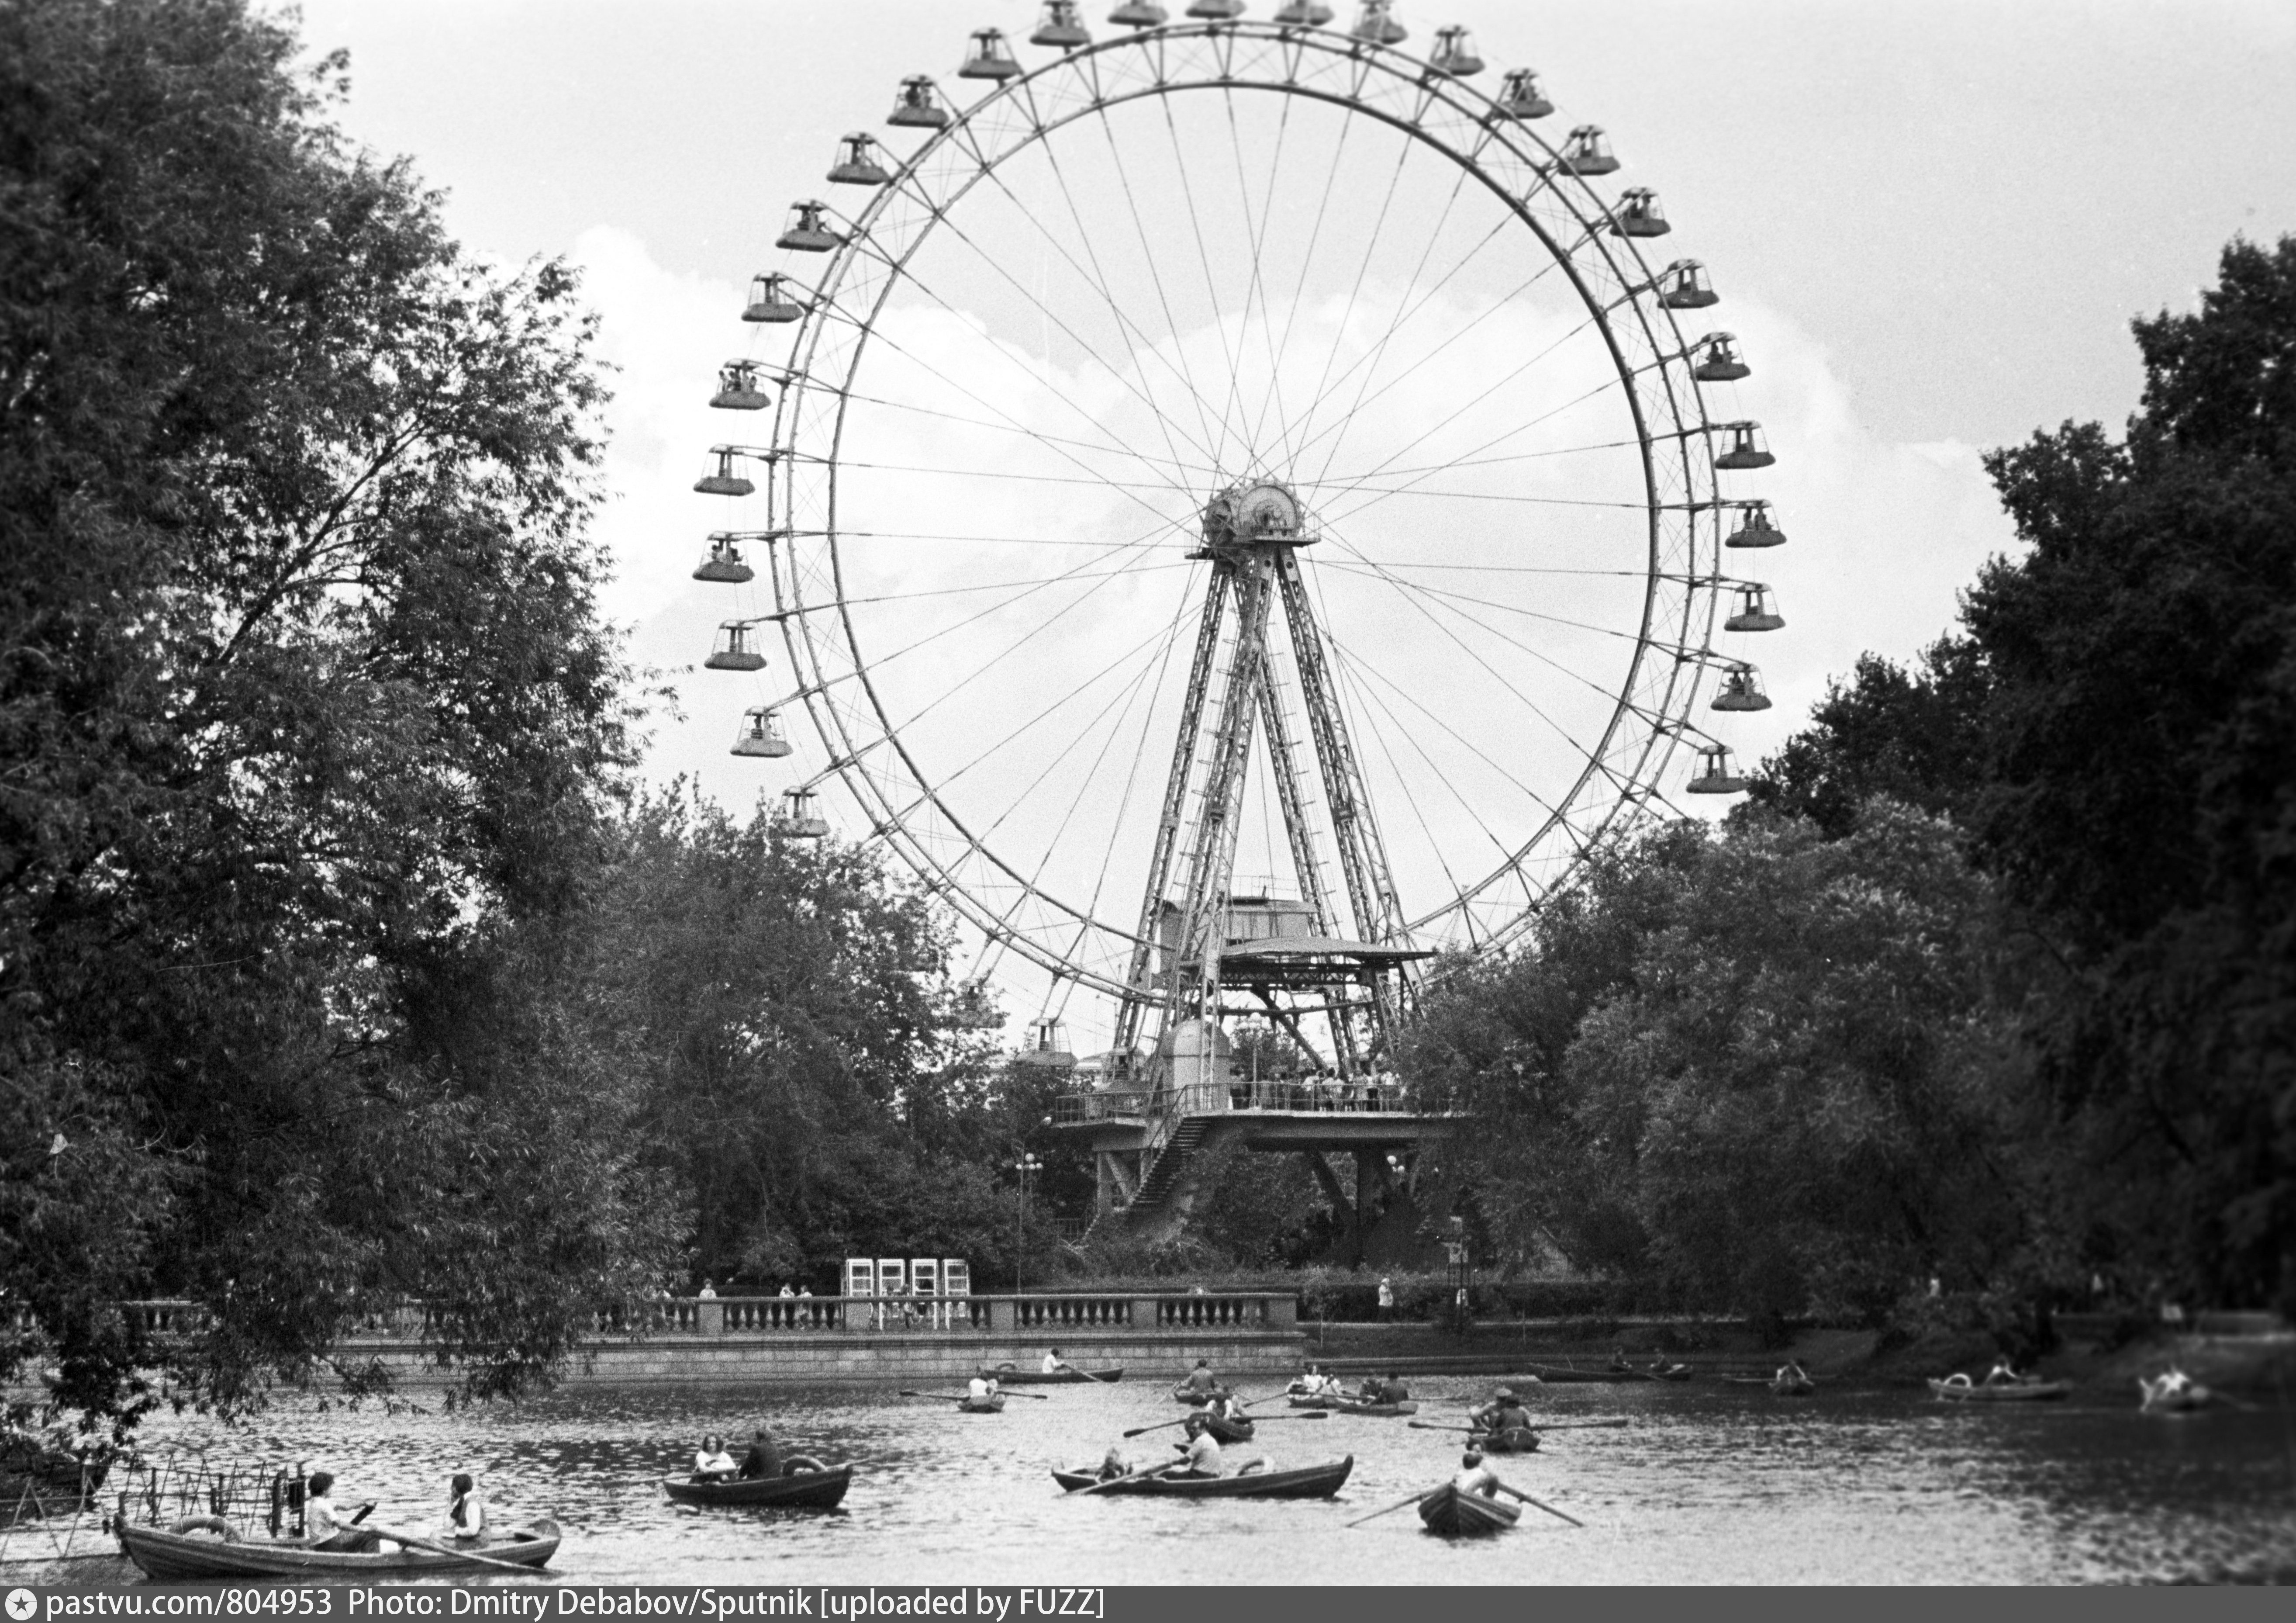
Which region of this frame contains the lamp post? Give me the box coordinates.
[1014,1152,1043,1294]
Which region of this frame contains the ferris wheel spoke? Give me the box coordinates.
[1316,536,1649,690]
[1231,86,1301,478]
[1032,139,1216,490]
[1315,360,1628,510]
[1155,94,1253,478]
[1258,100,1357,480]
[1285,128,1416,488]
[1316,635,1482,916]
[839,515,1190,689]
[878,236,1220,505]
[1298,157,1476,492]
[1281,188,1540,488]
[1312,526,1626,778]
[840,381,1208,479]
[962,158,1233,479]
[1294,296,1604,505]
[1091,104,1228,474]
[875,520,1194,746]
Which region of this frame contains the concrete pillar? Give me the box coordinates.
[1132,1297,1165,1332]
[988,1298,1018,1334]
[697,1299,724,1336]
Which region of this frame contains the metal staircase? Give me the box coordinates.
[1128,1114,1211,1212]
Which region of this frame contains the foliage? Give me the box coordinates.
[1965,235,2296,1313]
[1408,808,2047,1327]
[1738,640,1992,838]
[0,0,678,1426]
[584,789,1075,1291]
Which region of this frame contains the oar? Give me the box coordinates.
[1070,1460,1184,1496]
[1407,1421,1556,1447]
[1445,1414,1630,1429]
[1493,1483,1583,1528]
[898,1388,1049,1402]
[1242,1412,1327,1424]
[1345,1488,1434,1528]
[371,1527,544,1574]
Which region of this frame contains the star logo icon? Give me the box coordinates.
[6,1587,39,1622]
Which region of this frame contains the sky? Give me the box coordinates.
[290,0,2296,1050]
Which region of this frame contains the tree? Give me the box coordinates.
[1967,235,2296,1312]
[1,0,677,1426]
[1740,640,1992,838]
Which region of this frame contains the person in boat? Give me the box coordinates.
[965,1372,1000,1404]
[1472,1388,1534,1438]
[1181,1359,1220,1397]
[1452,1448,1502,1500]
[737,1429,785,1479]
[692,1433,739,1479]
[1775,1360,1812,1388]
[1174,1412,1222,1478]
[442,1472,487,1543]
[1982,1357,2022,1387]
[1093,1444,1132,1482]
[1041,1347,1078,1376]
[1210,1391,1250,1425]
[300,1471,381,1552]
[1376,1373,1412,1404]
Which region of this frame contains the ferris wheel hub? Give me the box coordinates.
[1192,479,1317,561]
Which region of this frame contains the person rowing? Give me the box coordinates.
[1174,1412,1223,1478]
[1181,1358,1220,1398]
[966,1372,1001,1404]
[1211,1391,1250,1425]
[1982,1357,2022,1388]
[1040,1347,1078,1377]
[1453,1448,1503,1500]
[737,1429,785,1480]
[1291,1362,1340,1398]
[1470,1387,1534,1440]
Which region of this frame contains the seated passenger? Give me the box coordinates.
[442,1472,486,1543]
[1041,1348,1075,1376]
[692,1433,738,1480]
[966,1374,996,1403]
[1094,1445,1131,1482]
[301,1471,379,1552]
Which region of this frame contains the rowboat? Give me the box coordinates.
[1205,1415,1256,1444]
[1417,1484,1521,1538]
[990,1364,1123,1385]
[1723,1374,1816,1396]
[1929,1377,2072,1403]
[2139,1375,2213,1413]
[1467,1427,1540,1455]
[660,1465,853,1509]
[118,1519,559,1581]
[1522,1363,1648,1385]
[959,1395,1007,1414]
[1298,1396,1417,1416]
[1171,1383,1230,1405]
[1053,1457,1353,1499]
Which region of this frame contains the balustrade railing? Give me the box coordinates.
[79,1291,1297,1343]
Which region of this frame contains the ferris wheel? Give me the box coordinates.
[688,1,1788,1054]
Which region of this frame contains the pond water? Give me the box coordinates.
[9,1377,2295,1585]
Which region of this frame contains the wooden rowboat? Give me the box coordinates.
[1171,1383,1231,1405]
[1417,1484,1521,1538]
[1306,1396,1418,1417]
[1723,1374,1816,1396]
[1929,1377,2072,1403]
[660,1466,853,1509]
[1052,1457,1353,1499]
[1522,1363,1648,1385]
[2138,1375,2213,1413]
[1467,1427,1540,1455]
[990,1364,1123,1385]
[118,1519,559,1581]
[959,1395,1007,1413]
[1205,1415,1256,1444]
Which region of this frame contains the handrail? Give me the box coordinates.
[1055,1076,1423,1122]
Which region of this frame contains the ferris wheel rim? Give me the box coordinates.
[763,19,1730,997]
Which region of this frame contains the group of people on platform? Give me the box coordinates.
[1228,1068,1407,1113]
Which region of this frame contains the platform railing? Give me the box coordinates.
[1056,1076,1420,1123]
